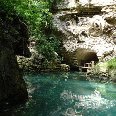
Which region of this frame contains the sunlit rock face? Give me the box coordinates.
[53,0,116,64]
[57,0,77,9]
[56,0,115,9]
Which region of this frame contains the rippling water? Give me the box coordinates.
[1,72,116,116]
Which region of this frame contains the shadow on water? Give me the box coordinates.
[0,71,116,116]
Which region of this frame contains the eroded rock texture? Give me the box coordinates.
[53,0,116,68]
[0,12,31,108]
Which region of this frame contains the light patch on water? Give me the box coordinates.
[60,89,116,115]
[75,90,116,110]
[64,108,82,116]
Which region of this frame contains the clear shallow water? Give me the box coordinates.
[1,72,116,116]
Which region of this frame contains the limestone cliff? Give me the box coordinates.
[53,0,116,67]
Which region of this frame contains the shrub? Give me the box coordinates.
[107,58,116,69]
[0,0,60,60]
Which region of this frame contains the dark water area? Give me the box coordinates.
[0,72,116,116]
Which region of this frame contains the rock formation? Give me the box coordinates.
[0,12,31,108]
[53,0,116,68]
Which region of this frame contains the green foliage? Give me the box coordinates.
[0,0,60,60]
[107,58,116,69]
[36,34,60,60]
[47,0,62,11]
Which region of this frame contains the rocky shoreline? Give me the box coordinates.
[17,47,116,83]
[86,68,116,83]
[17,47,70,73]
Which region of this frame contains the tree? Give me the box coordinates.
[0,0,60,60]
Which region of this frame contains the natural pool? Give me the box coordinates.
[1,72,116,116]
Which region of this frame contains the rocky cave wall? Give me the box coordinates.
[0,12,31,108]
[53,0,116,67]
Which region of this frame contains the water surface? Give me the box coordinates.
[1,72,116,116]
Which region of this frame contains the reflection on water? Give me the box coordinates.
[0,72,116,116]
[61,89,116,116]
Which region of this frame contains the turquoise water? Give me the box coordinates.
[1,72,116,116]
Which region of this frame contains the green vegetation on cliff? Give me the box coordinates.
[107,58,116,69]
[0,0,60,60]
